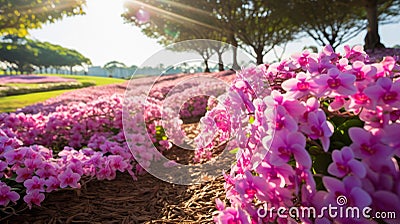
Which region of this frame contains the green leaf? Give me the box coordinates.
[229,147,239,154]
[331,118,364,147]
[309,145,322,155]
[313,153,332,175]
[249,115,255,124]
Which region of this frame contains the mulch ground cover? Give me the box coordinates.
[4,172,225,224]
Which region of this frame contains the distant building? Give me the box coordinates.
[88,66,136,78]
[87,65,198,78]
[88,66,108,77]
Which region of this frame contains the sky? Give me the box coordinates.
[29,0,400,67]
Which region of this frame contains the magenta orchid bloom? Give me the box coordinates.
[315,68,357,97]
[380,123,400,156]
[328,147,366,178]
[24,176,45,193]
[108,155,129,172]
[348,88,372,113]
[364,77,400,108]
[349,127,392,159]
[350,61,376,84]
[320,45,340,63]
[0,182,20,206]
[44,176,60,193]
[235,171,260,202]
[337,57,351,71]
[57,168,81,188]
[23,190,45,209]
[291,49,318,69]
[381,56,400,77]
[214,206,250,224]
[270,131,311,168]
[267,90,306,119]
[271,105,298,132]
[36,163,57,178]
[15,167,34,183]
[328,96,348,111]
[282,72,318,98]
[301,110,333,152]
[3,147,28,165]
[323,176,372,208]
[344,45,367,62]
[315,177,373,224]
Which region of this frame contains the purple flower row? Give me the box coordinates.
[0,75,77,84]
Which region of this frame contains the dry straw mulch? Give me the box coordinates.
[5,172,226,224]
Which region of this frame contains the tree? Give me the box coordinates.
[123,0,300,65]
[361,0,400,50]
[0,36,91,74]
[0,0,86,36]
[0,36,38,73]
[30,40,91,74]
[168,41,216,72]
[123,0,228,71]
[285,0,367,50]
[212,0,300,64]
[338,0,400,50]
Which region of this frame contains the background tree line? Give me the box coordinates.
[0,0,89,74]
[0,35,91,74]
[122,0,400,67]
[0,0,399,73]
[0,0,86,37]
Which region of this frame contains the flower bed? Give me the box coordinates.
[192,45,400,223]
[0,71,234,213]
[0,75,77,84]
[0,81,95,97]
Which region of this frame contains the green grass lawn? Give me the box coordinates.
[0,90,69,112]
[0,74,126,113]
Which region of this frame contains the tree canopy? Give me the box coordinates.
[123,0,400,63]
[283,0,366,50]
[0,0,86,37]
[285,0,400,50]
[122,0,300,65]
[0,36,91,73]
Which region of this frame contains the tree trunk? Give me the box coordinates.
[364,0,385,50]
[217,51,224,71]
[255,47,264,65]
[70,66,73,75]
[230,34,240,70]
[204,59,210,73]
